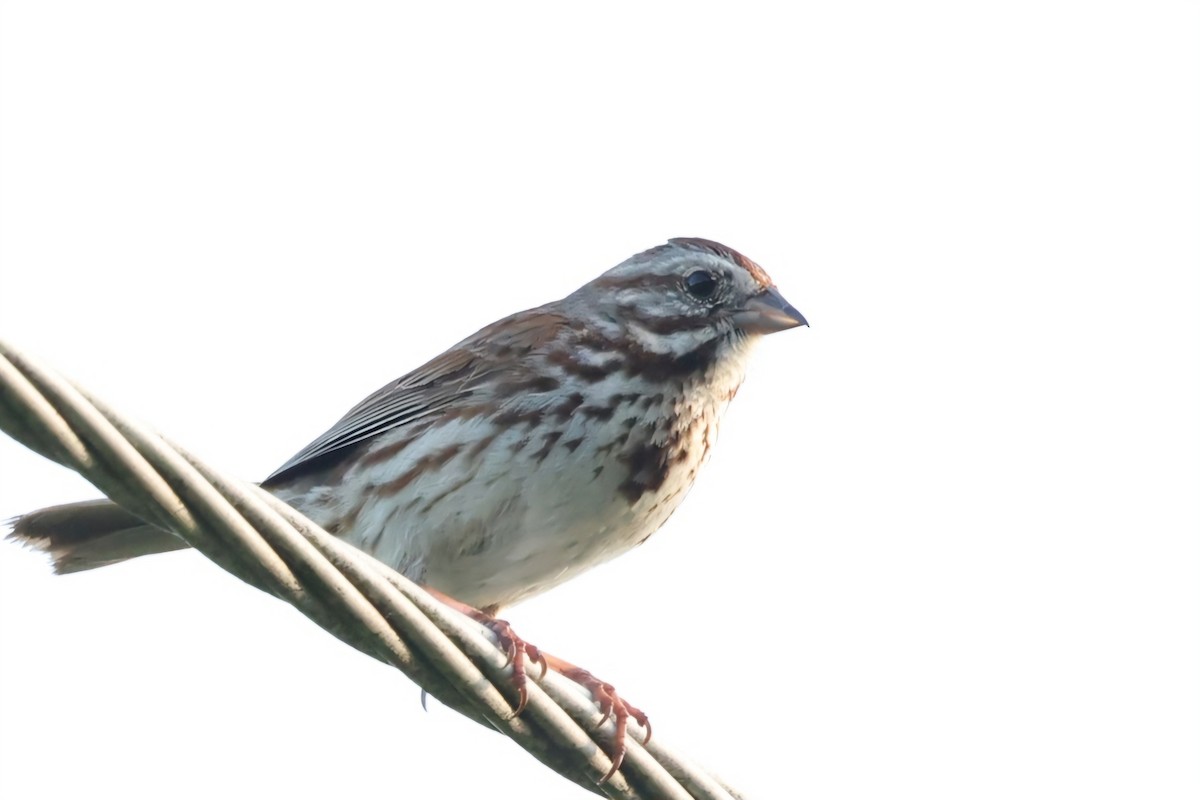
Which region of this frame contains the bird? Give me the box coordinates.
[8,236,806,780]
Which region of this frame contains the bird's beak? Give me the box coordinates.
[734,287,808,335]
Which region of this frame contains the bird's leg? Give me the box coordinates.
[424,587,547,713]
[423,587,650,784]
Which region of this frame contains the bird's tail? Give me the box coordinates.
[6,499,191,574]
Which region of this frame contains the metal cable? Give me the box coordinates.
[0,338,745,800]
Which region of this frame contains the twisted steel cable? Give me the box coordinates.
[0,338,745,800]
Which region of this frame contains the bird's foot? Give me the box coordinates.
[479,615,548,714]
[424,588,650,784]
[543,654,652,783]
[423,587,548,713]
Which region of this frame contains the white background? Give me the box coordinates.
[1,2,1197,798]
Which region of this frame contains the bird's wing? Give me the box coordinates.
[262,308,568,485]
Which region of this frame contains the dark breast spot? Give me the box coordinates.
[595,431,629,456]
[616,415,698,505]
[609,392,640,405]
[640,393,664,409]
[580,405,616,422]
[532,430,563,463]
[553,392,586,421]
[617,440,671,504]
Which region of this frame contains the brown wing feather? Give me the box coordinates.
[263,307,568,485]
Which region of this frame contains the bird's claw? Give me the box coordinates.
[482,616,547,714]
[481,625,652,783]
[557,665,651,783]
[427,590,649,784]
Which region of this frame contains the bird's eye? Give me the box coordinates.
[684,270,718,300]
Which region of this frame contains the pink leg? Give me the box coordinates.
[425,587,650,783]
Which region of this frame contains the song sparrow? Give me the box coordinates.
[10,236,806,779]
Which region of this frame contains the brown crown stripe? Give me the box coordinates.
[669,237,773,286]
